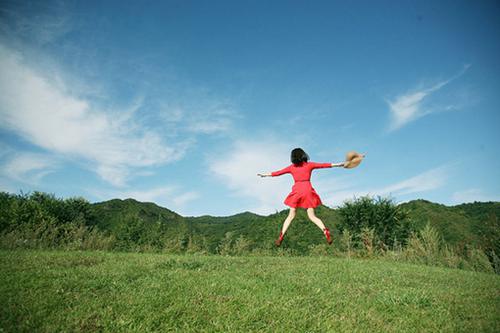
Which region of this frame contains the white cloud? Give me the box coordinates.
[208,140,454,213]
[387,65,470,131]
[1,152,58,184]
[0,1,73,45]
[0,43,186,186]
[187,118,233,134]
[173,191,200,207]
[208,139,305,215]
[0,178,15,193]
[377,165,449,196]
[194,108,240,134]
[322,164,451,207]
[157,95,241,138]
[451,188,500,204]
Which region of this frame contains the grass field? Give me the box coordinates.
[1,250,499,332]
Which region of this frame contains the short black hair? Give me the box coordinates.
[291,148,309,165]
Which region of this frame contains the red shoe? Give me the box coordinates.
[275,231,284,247]
[324,228,333,245]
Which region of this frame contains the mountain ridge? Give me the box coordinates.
[89,197,499,254]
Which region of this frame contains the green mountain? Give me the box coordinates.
[400,199,500,253]
[90,199,341,252]
[91,198,185,232]
[89,198,499,253]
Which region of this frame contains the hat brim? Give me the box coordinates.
[345,151,358,161]
[343,156,363,169]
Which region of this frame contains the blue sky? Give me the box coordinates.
[0,0,499,216]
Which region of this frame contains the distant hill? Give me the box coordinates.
[400,199,500,253]
[91,198,188,233]
[90,198,499,253]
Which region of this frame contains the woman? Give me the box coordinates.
[258,148,347,246]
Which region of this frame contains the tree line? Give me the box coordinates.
[0,191,498,274]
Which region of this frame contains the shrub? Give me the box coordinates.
[339,229,353,258]
[338,196,414,249]
[403,224,441,265]
[232,235,253,256]
[360,227,376,257]
[466,248,494,273]
[186,235,209,254]
[308,243,330,256]
[218,232,235,256]
[162,236,186,254]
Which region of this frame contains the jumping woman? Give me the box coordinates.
[258,148,364,247]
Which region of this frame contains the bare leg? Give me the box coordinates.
[306,208,327,231]
[281,208,296,235]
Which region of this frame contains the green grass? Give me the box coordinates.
[1,250,499,332]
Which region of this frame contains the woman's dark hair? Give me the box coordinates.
[291,148,309,165]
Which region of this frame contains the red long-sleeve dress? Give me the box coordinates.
[271,161,332,208]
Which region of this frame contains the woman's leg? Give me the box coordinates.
[281,208,296,235]
[306,208,327,230]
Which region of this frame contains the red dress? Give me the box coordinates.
[271,161,332,208]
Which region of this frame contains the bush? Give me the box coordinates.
[360,227,376,257]
[308,243,331,256]
[232,235,253,256]
[162,236,186,254]
[218,232,235,256]
[338,196,414,249]
[339,229,353,258]
[186,235,209,254]
[466,248,494,273]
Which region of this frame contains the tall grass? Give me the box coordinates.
[0,221,496,274]
[0,219,114,251]
[386,224,494,273]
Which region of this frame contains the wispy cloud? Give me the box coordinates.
[322,164,451,207]
[0,1,73,46]
[187,117,233,134]
[1,152,58,185]
[159,102,240,136]
[387,65,470,131]
[173,191,200,207]
[208,139,297,215]
[376,165,449,196]
[451,188,500,204]
[0,43,187,186]
[208,138,371,215]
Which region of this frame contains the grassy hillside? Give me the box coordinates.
[1,250,499,332]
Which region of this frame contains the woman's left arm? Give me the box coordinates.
[310,162,344,169]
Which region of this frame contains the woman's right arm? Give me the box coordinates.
[258,165,291,177]
[257,173,272,177]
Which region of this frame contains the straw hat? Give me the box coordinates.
[343,151,365,169]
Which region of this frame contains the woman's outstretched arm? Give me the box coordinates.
[310,162,345,169]
[258,165,291,177]
[257,173,272,177]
